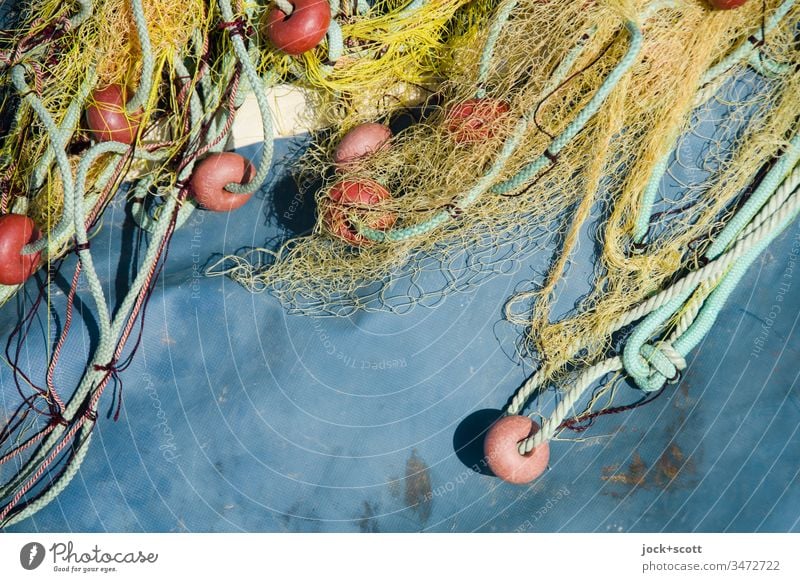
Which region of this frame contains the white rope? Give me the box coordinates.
[518,356,622,453]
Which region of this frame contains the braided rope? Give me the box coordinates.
[519,356,622,453]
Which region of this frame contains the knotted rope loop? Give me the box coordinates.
[626,342,686,393]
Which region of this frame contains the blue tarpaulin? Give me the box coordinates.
[2,130,798,533]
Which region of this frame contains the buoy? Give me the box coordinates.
[85,85,142,145]
[0,214,41,286]
[446,98,510,143]
[483,415,550,484]
[707,0,748,9]
[189,152,256,212]
[265,0,331,56]
[333,123,392,170]
[322,179,396,246]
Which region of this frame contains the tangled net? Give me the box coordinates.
[0,0,277,526]
[214,0,796,318]
[479,0,800,480]
[1,0,798,520]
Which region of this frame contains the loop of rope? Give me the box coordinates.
[626,342,686,392]
[274,0,294,15]
[217,0,275,195]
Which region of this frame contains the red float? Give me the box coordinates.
[189,152,256,212]
[707,0,748,8]
[265,0,331,56]
[484,415,550,484]
[0,214,41,286]
[85,85,142,145]
[333,123,392,170]
[446,98,510,143]
[322,179,396,246]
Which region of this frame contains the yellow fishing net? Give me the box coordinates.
[215,0,799,329]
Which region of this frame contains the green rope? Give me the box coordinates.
[126,0,154,111]
[491,20,641,195]
[476,0,520,95]
[31,68,97,191]
[218,0,275,195]
[623,147,800,392]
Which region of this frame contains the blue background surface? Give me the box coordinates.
[1,131,798,533]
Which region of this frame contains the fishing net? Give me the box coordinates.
[0,0,276,526]
[476,0,800,481]
[213,0,797,318]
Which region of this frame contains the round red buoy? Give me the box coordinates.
[446,98,510,143]
[189,152,256,212]
[85,85,142,144]
[322,179,396,246]
[333,123,392,170]
[266,0,331,56]
[484,415,549,484]
[0,214,41,285]
[707,0,748,8]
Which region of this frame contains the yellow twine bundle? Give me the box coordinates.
[259,0,494,127]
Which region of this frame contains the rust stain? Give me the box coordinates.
[654,443,695,487]
[601,453,648,487]
[602,444,696,492]
[404,449,432,524]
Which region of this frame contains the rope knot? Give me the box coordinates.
[93,360,126,421]
[49,412,68,427]
[631,342,686,392]
[93,359,118,374]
